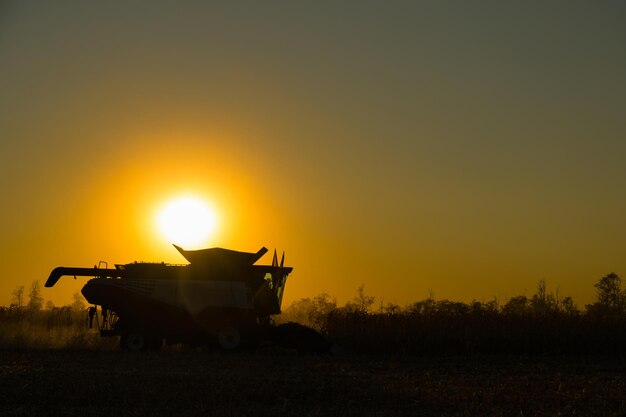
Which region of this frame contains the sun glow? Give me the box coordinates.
[156,196,217,248]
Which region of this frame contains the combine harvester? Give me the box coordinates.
[45,245,329,352]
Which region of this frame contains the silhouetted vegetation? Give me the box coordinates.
[281,274,626,355]
[0,281,114,350]
[2,281,626,414]
[3,274,626,355]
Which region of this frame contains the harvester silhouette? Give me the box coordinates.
[45,245,329,352]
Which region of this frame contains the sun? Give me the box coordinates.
[156,196,217,248]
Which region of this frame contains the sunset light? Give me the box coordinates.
[156,196,217,248]
[3,1,626,323]
[3,3,626,414]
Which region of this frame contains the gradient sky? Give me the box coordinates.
[1,1,625,308]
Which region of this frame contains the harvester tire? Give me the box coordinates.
[217,326,241,350]
[120,332,147,351]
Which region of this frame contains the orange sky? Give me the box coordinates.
[1,2,625,308]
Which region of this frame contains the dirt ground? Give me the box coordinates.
[1,349,626,416]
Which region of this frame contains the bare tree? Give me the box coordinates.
[71,292,86,312]
[27,280,44,312]
[502,295,530,316]
[346,285,375,313]
[11,285,25,308]
[595,272,623,309]
[560,296,579,315]
[280,292,337,330]
[586,272,625,317]
[531,279,558,315]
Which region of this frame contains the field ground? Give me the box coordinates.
[1,349,626,416]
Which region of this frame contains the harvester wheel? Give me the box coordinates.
[120,332,147,351]
[217,326,241,350]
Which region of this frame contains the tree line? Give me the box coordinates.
[3,273,626,354]
[0,281,108,350]
[279,273,626,354]
[7,280,85,313]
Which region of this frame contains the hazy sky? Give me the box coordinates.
[1,1,625,307]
